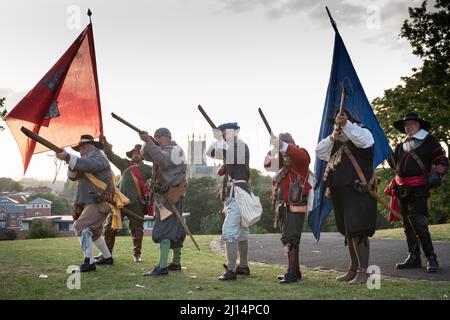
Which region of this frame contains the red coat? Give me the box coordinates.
[264,145,311,203]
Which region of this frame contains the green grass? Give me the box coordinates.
[0,235,448,300]
[374,223,450,242]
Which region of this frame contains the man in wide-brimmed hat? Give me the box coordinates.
[264,132,312,284]
[99,138,152,263]
[387,112,448,273]
[206,122,254,281]
[56,135,113,272]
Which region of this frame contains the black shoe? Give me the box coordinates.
[218,264,236,281]
[277,269,302,281]
[168,262,182,271]
[396,254,422,269]
[95,256,114,265]
[279,268,298,284]
[426,255,439,273]
[143,265,169,276]
[77,258,96,273]
[236,265,250,276]
[93,254,103,261]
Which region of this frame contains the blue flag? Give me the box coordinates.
[308,16,392,241]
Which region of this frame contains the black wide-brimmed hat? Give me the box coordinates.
[126,144,142,159]
[393,112,430,133]
[72,135,104,152]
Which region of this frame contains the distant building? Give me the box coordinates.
[187,134,220,179]
[0,196,52,230]
[19,213,190,237]
[21,215,75,236]
[25,198,52,218]
[23,186,53,194]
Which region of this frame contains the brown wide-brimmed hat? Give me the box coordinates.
[126,144,142,159]
[72,135,104,152]
[393,112,430,133]
[279,132,296,145]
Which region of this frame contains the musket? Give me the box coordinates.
[121,207,145,222]
[21,127,64,153]
[197,104,227,201]
[111,112,158,144]
[342,146,402,221]
[168,202,200,251]
[20,127,146,222]
[258,107,273,136]
[197,105,217,129]
[257,108,282,229]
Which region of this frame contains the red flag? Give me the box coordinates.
[5,23,103,174]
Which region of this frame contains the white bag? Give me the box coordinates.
[232,185,263,228]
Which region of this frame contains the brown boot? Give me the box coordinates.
[131,229,144,262]
[350,236,370,285]
[336,268,357,282]
[349,268,369,285]
[104,228,117,255]
[337,238,358,281]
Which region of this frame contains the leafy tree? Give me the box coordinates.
[0,97,6,131]
[0,177,23,193]
[28,192,72,215]
[184,176,222,234]
[372,0,450,148]
[250,169,274,233]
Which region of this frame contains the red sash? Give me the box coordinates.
[395,175,426,186]
[384,175,426,222]
[129,165,154,216]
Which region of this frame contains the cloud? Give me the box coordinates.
[0,88,16,98]
[216,0,426,48]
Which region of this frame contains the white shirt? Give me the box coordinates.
[315,121,374,161]
[403,129,429,152]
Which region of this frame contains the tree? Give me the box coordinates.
[28,192,72,215]
[184,176,223,234]
[0,97,6,131]
[372,0,450,149]
[0,177,23,193]
[250,168,275,233]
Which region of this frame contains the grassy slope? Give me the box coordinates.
[0,235,448,300]
[374,224,450,242]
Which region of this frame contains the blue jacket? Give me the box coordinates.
[70,148,113,205]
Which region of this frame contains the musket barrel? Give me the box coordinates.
[258,107,273,136]
[20,127,64,153]
[111,112,143,133]
[197,105,217,129]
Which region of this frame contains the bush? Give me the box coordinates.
[249,224,269,234]
[199,212,223,235]
[26,219,57,239]
[0,229,17,241]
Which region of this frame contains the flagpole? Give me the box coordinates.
[86,8,104,137]
[325,6,338,33]
[87,8,92,24]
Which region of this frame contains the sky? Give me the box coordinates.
[0,0,425,180]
